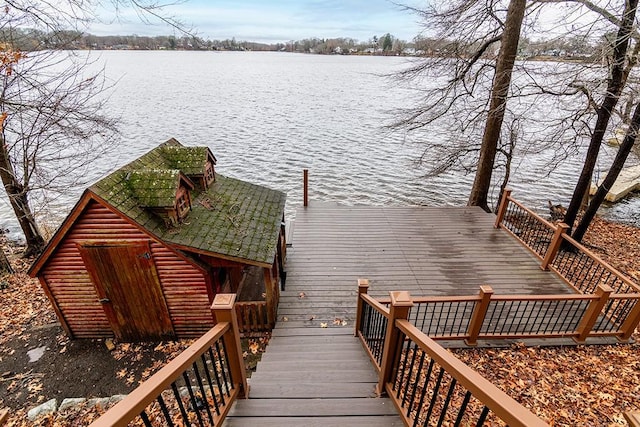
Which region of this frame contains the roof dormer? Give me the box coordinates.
[126,169,195,226]
[159,141,217,190]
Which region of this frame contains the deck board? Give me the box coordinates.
[224,205,577,426]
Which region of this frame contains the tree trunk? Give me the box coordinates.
[468,0,526,212]
[572,101,640,243]
[563,0,638,230]
[0,247,13,275]
[0,136,45,256]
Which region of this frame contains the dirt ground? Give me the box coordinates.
[0,256,197,425]
[0,241,268,426]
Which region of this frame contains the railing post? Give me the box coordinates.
[618,296,640,342]
[355,278,369,337]
[263,267,277,327]
[494,188,512,228]
[541,222,569,270]
[377,291,413,396]
[465,286,494,346]
[573,284,613,344]
[211,294,248,398]
[303,168,309,207]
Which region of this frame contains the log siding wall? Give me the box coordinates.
[41,201,213,338]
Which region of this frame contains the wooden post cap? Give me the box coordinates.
[479,285,494,295]
[212,293,236,309]
[389,291,414,307]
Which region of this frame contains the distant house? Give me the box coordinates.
[29,138,287,341]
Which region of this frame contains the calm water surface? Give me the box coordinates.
[2,51,638,238]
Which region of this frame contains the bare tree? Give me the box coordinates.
[561,0,639,232]
[393,0,640,223]
[573,98,640,242]
[468,0,526,211]
[0,1,189,256]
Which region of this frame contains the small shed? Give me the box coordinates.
[29,138,287,341]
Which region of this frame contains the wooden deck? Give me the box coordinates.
[225,204,574,426]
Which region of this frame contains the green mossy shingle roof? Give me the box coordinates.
[127,169,185,208]
[90,139,286,266]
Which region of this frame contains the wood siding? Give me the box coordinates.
[40,200,213,338]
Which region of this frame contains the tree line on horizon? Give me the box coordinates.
[5,27,606,60]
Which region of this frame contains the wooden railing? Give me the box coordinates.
[90,294,247,427]
[235,301,271,332]
[374,283,640,344]
[496,189,640,295]
[355,280,549,426]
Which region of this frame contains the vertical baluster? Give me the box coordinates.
[453,391,472,427]
[401,344,419,410]
[200,353,221,416]
[157,394,175,426]
[182,370,205,427]
[424,367,445,422]
[436,378,458,427]
[540,300,555,333]
[171,382,192,427]
[475,406,491,427]
[139,410,153,427]
[407,349,426,412]
[208,347,226,406]
[395,337,411,397]
[192,362,214,424]
[215,340,232,398]
[412,358,435,427]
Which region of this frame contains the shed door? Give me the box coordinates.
[78,242,174,341]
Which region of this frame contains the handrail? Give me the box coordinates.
[359,281,640,347]
[505,195,557,231]
[377,295,481,304]
[558,233,640,293]
[495,189,640,295]
[90,294,247,427]
[90,322,232,427]
[357,283,550,426]
[361,293,391,317]
[394,319,549,427]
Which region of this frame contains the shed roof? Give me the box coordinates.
[87,139,285,266]
[29,139,285,273]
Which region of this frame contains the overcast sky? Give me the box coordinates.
[90,0,423,43]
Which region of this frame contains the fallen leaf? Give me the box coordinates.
[282,316,288,322]
[320,322,328,328]
[248,341,260,354]
[299,292,306,298]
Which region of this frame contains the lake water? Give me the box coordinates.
[2,51,639,239]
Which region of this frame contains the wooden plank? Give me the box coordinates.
[228,398,399,417]
[249,381,376,398]
[259,351,370,363]
[250,370,378,382]
[224,416,403,426]
[256,359,375,371]
[270,327,354,337]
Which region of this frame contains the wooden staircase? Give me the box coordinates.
[224,327,401,426]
